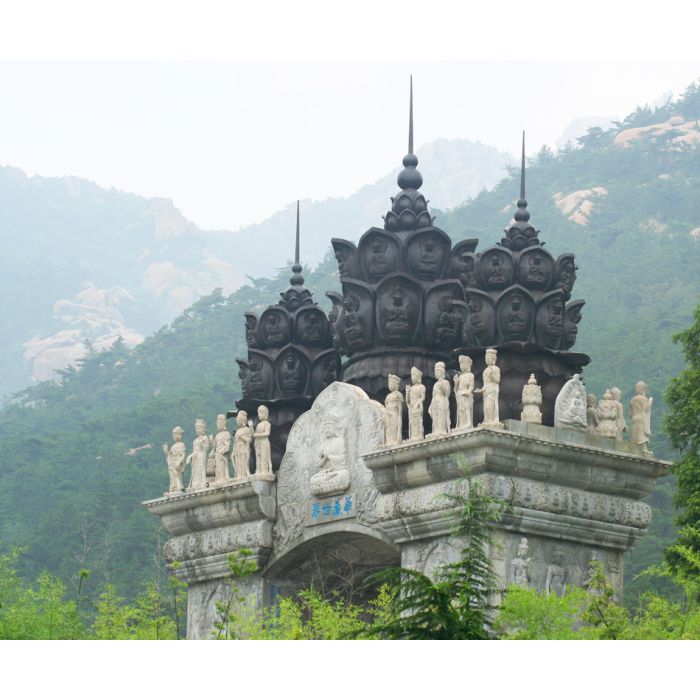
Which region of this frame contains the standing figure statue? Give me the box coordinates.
[406,366,426,442]
[428,361,451,437]
[629,380,653,454]
[213,414,231,484]
[187,419,211,490]
[586,393,599,435]
[476,348,503,428]
[610,387,627,440]
[163,426,186,494]
[383,374,403,447]
[510,537,531,588]
[545,546,567,597]
[254,405,273,476]
[520,374,543,424]
[454,355,475,432]
[595,390,618,439]
[232,411,253,480]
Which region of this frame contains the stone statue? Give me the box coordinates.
[213,414,231,484]
[476,348,502,428]
[595,390,618,439]
[254,405,273,476]
[187,419,211,490]
[510,537,530,588]
[428,361,451,437]
[383,374,403,447]
[163,426,186,494]
[406,366,426,442]
[520,374,542,424]
[545,545,567,597]
[553,374,587,431]
[610,387,627,440]
[586,393,599,435]
[310,413,351,496]
[232,411,252,480]
[454,355,475,432]
[629,380,653,454]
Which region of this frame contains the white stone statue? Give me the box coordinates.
[163,426,186,494]
[629,380,653,454]
[510,537,531,588]
[545,545,567,597]
[428,361,451,437]
[553,374,587,431]
[586,393,599,435]
[254,405,273,476]
[213,414,231,484]
[596,390,618,439]
[610,387,627,440]
[383,374,403,447]
[310,412,351,496]
[520,374,542,424]
[454,355,475,432]
[476,348,503,428]
[405,366,426,442]
[232,411,252,480]
[187,419,210,490]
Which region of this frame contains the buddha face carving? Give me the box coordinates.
[561,301,584,350]
[535,291,566,349]
[279,352,307,395]
[544,297,564,344]
[244,314,258,347]
[247,359,264,397]
[296,309,326,345]
[505,293,528,338]
[335,248,348,276]
[435,298,460,346]
[342,294,365,349]
[488,255,507,285]
[556,257,578,297]
[460,254,476,287]
[260,310,288,346]
[527,254,545,283]
[369,239,388,278]
[417,236,440,274]
[384,286,410,340]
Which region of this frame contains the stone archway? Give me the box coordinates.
[263,524,400,607]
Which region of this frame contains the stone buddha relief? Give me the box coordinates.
[554,254,577,300]
[517,248,554,290]
[376,274,421,346]
[339,281,374,352]
[258,308,290,348]
[478,247,515,291]
[247,350,275,398]
[449,239,479,287]
[275,347,309,397]
[535,290,565,350]
[295,307,328,346]
[496,285,535,343]
[404,229,450,281]
[424,280,466,349]
[463,289,496,346]
[560,300,585,351]
[244,312,259,348]
[358,230,400,283]
[331,238,362,280]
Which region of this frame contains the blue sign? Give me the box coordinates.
[307,493,356,525]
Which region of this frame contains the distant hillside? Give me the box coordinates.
[2,81,700,607]
[0,139,513,396]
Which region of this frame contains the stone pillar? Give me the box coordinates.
[143,478,275,639]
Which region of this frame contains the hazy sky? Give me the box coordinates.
[1,61,699,231]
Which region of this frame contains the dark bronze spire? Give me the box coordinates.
[290,200,304,286]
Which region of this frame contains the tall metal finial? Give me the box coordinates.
[408,75,414,155]
[520,130,526,201]
[290,200,304,286]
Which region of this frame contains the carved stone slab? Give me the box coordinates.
[273,382,384,553]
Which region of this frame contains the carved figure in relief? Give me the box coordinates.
[384,286,410,340]
[487,254,508,285]
[510,538,531,587]
[310,412,351,496]
[342,295,364,348]
[554,374,587,431]
[526,253,546,285]
[476,348,502,427]
[232,411,252,479]
[280,353,305,394]
[187,419,210,490]
[163,426,186,494]
[416,235,441,276]
[505,293,528,339]
[545,546,567,597]
[213,414,231,484]
[586,393,599,435]
[246,359,264,397]
[406,366,426,441]
[261,312,286,346]
[520,374,542,424]
[610,387,627,440]
[595,390,618,439]
[454,355,475,431]
[298,312,324,344]
[629,380,653,454]
[435,298,461,346]
[254,405,273,475]
[428,361,451,437]
[383,374,403,447]
[368,238,389,279]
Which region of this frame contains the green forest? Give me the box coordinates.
[1,81,700,638]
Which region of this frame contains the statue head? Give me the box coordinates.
[553,545,564,564]
[602,389,613,402]
[257,405,269,421]
[216,414,227,431]
[388,373,401,392]
[527,373,537,386]
[172,426,184,442]
[459,355,472,372]
[635,380,648,396]
[435,361,446,380]
[611,387,622,402]
[586,393,596,408]
[236,411,248,428]
[517,537,529,558]
[485,348,497,367]
[195,419,206,435]
[411,366,423,384]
